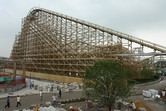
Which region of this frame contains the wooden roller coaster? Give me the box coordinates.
[7,7,166,78]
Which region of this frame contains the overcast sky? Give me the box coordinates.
[0,0,166,57]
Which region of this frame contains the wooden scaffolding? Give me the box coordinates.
[8,8,166,77]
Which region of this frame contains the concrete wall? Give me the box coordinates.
[0,83,26,94]
[5,69,83,84]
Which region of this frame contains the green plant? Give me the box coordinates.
[83,61,132,111]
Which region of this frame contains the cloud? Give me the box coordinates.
[0,0,166,57]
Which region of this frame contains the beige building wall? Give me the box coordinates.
[5,69,83,84]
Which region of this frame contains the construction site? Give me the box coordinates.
[0,7,166,111]
[0,7,165,93]
[2,7,165,84]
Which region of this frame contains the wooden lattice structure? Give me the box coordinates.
[9,8,166,77]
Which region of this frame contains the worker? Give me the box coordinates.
[70,106,75,111]
[130,101,136,111]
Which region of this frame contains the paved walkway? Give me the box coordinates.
[129,76,166,111]
[0,91,83,111]
[133,76,166,95]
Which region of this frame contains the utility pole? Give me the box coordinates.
[23,61,26,83]
[13,61,17,86]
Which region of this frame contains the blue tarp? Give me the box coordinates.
[0,77,13,82]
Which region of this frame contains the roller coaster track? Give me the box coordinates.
[30,7,166,52]
[8,7,166,77]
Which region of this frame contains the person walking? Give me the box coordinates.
[16,95,21,107]
[30,82,32,89]
[40,90,43,101]
[5,96,10,108]
[52,94,56,106]
[58,88,62,98]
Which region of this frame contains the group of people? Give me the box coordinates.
[39,88,62,105]
[4,88,62,109]
[5,95,21,108]
[4,92,135,111]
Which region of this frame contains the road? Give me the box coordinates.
[129,76,166,111]
[133,76,166,94]
[0,91,83,111]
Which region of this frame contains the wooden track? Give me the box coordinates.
[35,8,166,52]
[8,7,166,77]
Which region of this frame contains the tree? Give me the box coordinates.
[141,68,153,78]
[83,61,132,111]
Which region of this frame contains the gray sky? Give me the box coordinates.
[0,0,166,57]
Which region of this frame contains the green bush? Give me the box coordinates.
[141,69,153,78]
[128,80,138,86]
[134,75,159,83]
[128,74,159,85]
